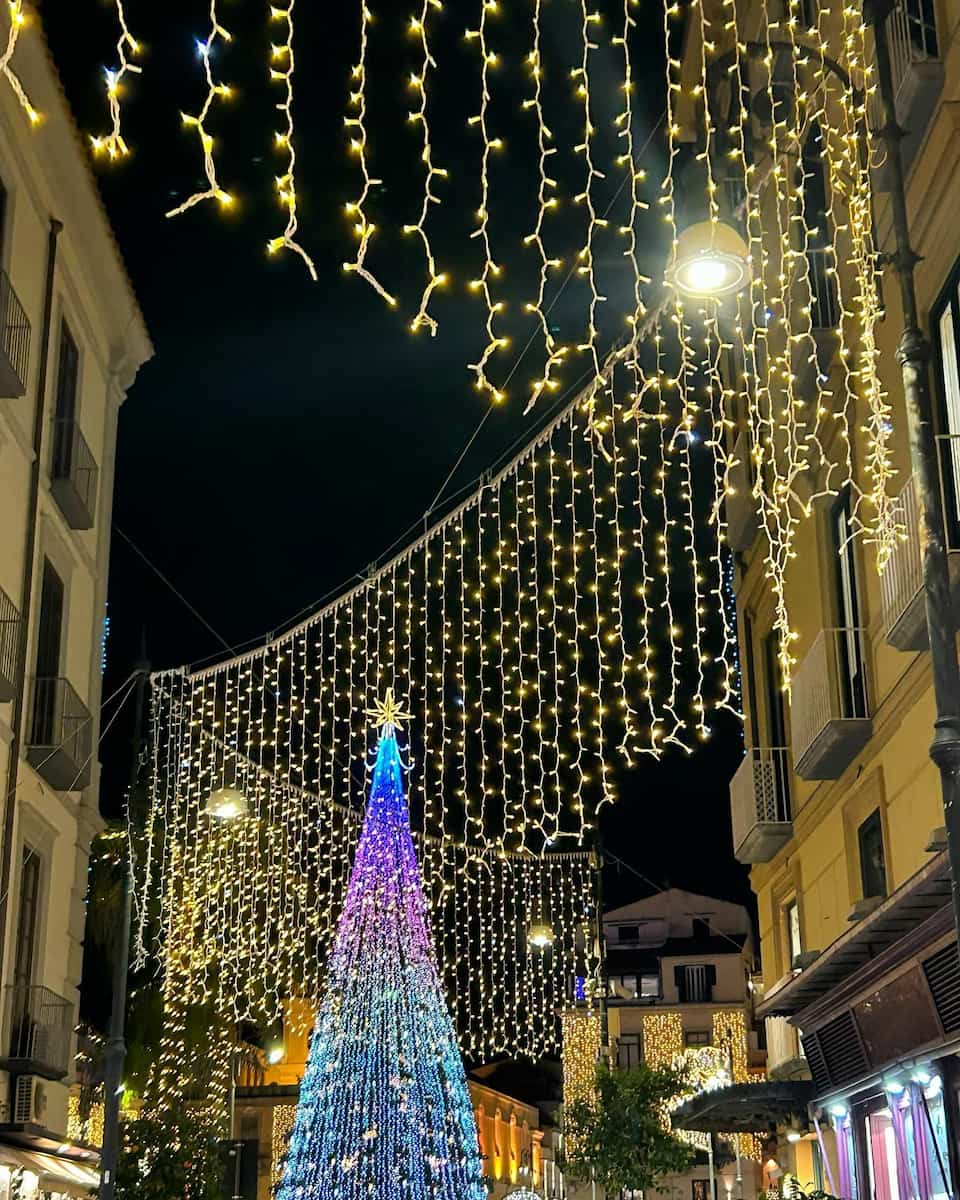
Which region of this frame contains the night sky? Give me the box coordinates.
[40,0,751,922]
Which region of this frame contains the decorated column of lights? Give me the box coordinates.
[0,1,37,126]
[267,0,316,277]
[90,0,140,160]
[560,1007,602,1153]
[166,0,234,217]
[405,0,448,335]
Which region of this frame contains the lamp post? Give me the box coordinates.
[98,655,149,1200]
[865,0,960,936]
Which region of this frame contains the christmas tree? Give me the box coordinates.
[277,691,486,1200]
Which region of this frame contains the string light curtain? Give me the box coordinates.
[140,673,601,1061]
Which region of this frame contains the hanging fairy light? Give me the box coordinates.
[90,0,141,160]
[166,2,234,216]
[1,0,38,126]
[267,0,316,277]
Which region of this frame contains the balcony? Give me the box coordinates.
[725,431,759,552]
[730,747,793,864]
[0,269,29,398]
[26,677,92,791]
[791,628,872,780]
[0,985,73,1080]
[873,0,944,178]
[0,585,21,701]
[807,248,840,333]
[50,419,98,530]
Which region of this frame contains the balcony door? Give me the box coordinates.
[32,560,63,745]
[11,847,40,1052]
[934,270,960,543]
[52,321,79,480]
[831,491,867,719]
[762,630,790,818]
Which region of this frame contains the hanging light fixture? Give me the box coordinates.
[527,921,555,950]
[204,786,248,820]
[670,219,750,299]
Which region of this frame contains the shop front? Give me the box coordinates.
[758,850,960,1200]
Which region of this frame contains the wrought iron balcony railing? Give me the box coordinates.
[51,419,98,530]
[26,676,93,791]
[792,628,872,780]
[0,585,20,702]
[807,247,840,331]
[0,268,30,398]
[730,747,793,864]
[2,984,74,1080]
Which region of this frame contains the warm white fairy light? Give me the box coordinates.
[267,0,316,277]
[90,0,141,160]
[522,0,567,413]
[166,1,234,217]
[571,4,608,431]
[405,0,448,335]
[465,1,508,405]
[0,1,37,126]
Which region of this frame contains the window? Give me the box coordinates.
[675,964,715,1003]
[13,847,40,995]
[934,268,960,541]
[798,0,818,28]
[742,612,759,748]
[52,322,79,483]
[858,809,887,899]
[617,925,640,944]
[54,321,79,422]
[763,630,787,747]
[608,975,639,1000]
[639,973,660,999]
[35,559,64,679]
[785,900,802,968]
[685,1030,711,1047]
[617,1035,640,1070]
[831,490,868,718]
[800,122,839,329]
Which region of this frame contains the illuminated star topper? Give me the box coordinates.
[366,688,412,735]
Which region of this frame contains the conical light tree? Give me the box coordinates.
[277,690,486,1200]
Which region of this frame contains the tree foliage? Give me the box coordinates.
[114,1110,227,1200]
[565,1063,698,1194]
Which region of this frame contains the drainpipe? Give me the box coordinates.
[0,217,63,986]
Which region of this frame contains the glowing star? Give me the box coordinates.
[365,688,412,733]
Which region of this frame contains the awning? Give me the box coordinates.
[671,1081,815,1134]
[756,850,952,1020]
[0,1144,99,1196]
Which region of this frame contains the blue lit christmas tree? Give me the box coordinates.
[277,690,486,1200]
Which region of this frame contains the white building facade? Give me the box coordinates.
[0,12,150,1196]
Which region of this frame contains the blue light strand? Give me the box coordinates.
[277,726,486,1200]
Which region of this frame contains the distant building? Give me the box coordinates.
[0,6,150,1193]
[602,889,766,1200]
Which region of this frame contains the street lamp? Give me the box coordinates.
[266,1039,285,1065]
[670,220,750,300]
[526,921,555,950]
[205,786,248,820]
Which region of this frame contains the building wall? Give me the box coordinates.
[721,0,960,1080]
[0,8,149,1143]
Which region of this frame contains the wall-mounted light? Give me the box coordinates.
[669,220,750,300]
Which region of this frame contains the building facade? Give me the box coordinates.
[691,0,960,1191]
[0,9,150,1196]
[602,890,766,1200]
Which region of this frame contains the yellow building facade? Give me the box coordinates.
[695,0,960,1189]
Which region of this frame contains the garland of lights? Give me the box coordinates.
[275,703,486,1200]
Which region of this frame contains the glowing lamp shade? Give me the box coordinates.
[266,1042,285,1065]
[204,786,248,820]
[671,220,749,299]
[527,921,555,950]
